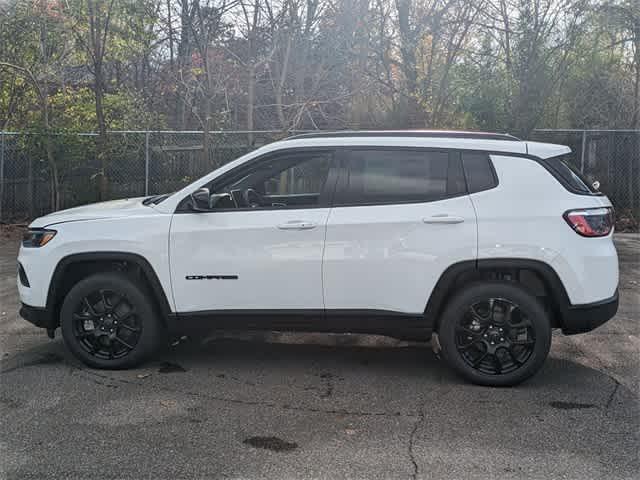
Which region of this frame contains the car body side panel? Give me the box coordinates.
[17,214,175,310]
[322,195,478,314]
[471,155,618,305]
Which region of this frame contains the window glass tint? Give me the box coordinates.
[462,153,497,193]
[215,151,332,209]
[263,155,331,195]
[344,149,464,204]
[546,155,597,193]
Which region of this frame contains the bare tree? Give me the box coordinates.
[66,0,117,199]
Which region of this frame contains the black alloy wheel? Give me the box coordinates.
[454,298,535,376]
[72,289,142,360]
[438,282,552,386]
[61,272,164,369]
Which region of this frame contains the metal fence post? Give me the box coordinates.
[0,132,4,222]
[144,131,150,196]
[580,130,587,174]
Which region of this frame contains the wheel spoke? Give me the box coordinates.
[488,298,495,318]
[118,322,140,332]
[100,290,110,312]
[456,325,479,335]
[472,350,488,367]
[492,353,503,374]
[114,336,134,350]
[504,303,517,323]
[509,319,532,329]
[87,342,100,355]
[83,298,99,317]
[507,346,523,366]
[110,295,126,313]
[115,309,135,324]
[460,339,483,350]
[511,338,535,346]
[469,305,487,323]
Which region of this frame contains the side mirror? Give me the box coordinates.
[190,187,211,211]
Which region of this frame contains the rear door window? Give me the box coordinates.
[337,149,465,205]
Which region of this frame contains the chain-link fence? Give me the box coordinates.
[0,130,288,222]
[1,129,639,230]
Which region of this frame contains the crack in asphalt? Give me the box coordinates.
[0,352,64,374]
[559,336,631,399]
[605,380,621,411]
[408,399,425,480]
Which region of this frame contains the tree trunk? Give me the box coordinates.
[395,0,419,127]
[247,63,255,146]
[632,21,639,129]
[176,1,193,129]
[94,67,109,200]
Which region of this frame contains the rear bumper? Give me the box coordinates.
[19,303,56,330]
[561,290,619,335]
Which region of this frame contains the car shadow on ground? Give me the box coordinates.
[2,333,635,404]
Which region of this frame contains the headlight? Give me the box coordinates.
[22,228,57,248]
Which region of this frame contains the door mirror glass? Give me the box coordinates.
[190,187,211,211]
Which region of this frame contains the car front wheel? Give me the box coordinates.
[60,272,164,369]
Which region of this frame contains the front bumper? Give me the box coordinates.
[561,290,619,335]
[19,303,56,330]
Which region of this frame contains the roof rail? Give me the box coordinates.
[284,130,521,142]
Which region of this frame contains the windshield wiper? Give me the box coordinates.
[143,194,171,205]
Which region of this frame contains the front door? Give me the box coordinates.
[170,149,336,313]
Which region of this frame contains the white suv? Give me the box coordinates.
[17,131,619,386]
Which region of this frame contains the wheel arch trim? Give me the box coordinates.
[47,252,173,317]
[425,258,571,328]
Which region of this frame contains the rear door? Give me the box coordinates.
[322,148,477,314]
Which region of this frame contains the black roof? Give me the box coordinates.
[285,130,521,142]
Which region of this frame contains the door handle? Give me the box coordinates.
[422,214,465,224]
[277,221,317,230]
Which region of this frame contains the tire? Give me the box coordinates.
[438,282,551,387]
[60,272,165,369]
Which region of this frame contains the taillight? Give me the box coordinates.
[563,207,614,237]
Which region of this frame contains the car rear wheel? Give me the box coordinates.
[60,272,164,369]
[438,282,552,386]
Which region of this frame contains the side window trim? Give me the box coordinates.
[175,147,339,213]
[333,147,469,208]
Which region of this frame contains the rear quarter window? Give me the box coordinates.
[462,153,498,193]
[542,155,599,194]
